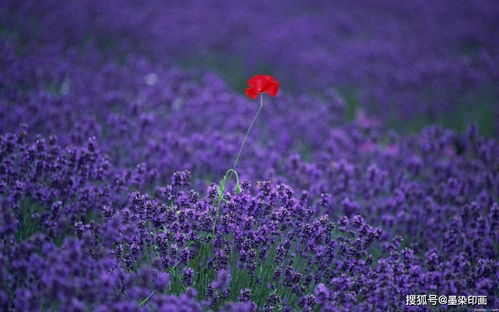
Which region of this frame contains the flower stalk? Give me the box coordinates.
[212,74,279,237]
[213,94,264,233]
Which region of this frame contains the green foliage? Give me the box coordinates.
[15,199,44,241]
[162,236,320,310]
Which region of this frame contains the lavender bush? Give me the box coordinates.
[0,1,498,311]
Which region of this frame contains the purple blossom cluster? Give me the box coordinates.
[1,129,496,310]
[1,1,498,311]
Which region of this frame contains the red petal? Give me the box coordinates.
[264,81,279,97]
[247,75,273,92]
[245,87,259,99]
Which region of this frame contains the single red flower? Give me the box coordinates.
[244,74,279,99]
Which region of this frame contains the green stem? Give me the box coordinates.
[231,93,264,173]
[213,94,264,232]
[138,290,155,306]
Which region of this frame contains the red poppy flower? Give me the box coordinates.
[244,74,279,99]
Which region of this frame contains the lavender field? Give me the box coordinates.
[0,1,498,311]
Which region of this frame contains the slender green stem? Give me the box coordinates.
[138,290,155,306]
[231,94,264,174]
[213,94,264,233]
